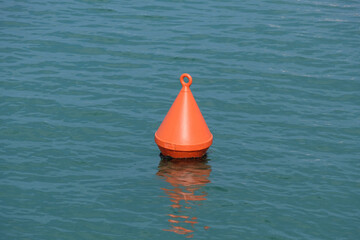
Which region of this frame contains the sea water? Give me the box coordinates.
[1,0,359,239]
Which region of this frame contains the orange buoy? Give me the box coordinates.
[155,73,213,158]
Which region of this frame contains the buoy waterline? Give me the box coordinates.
[154,73,213,158]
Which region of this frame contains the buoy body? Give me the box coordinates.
[155,73,213,158]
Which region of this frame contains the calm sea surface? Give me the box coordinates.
[1,0,360,239]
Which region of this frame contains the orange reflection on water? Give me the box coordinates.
[157,157,211,238]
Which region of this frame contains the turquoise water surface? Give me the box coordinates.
[1,0,360,239]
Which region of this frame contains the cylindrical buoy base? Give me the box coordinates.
[158,146,208,159]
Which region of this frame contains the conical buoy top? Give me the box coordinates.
[155,73,213,158]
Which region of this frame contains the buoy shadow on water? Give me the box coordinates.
[159,153,209,161]
[157,156,212,238]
